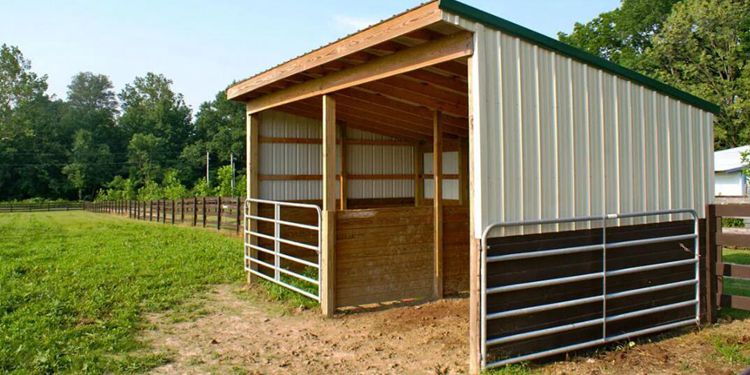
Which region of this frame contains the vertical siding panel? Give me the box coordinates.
[500,34,522,234]
[520,42,540,232]
[618,79,632,224]
[589,67,605,220]
[668,99,682,218]
[572,60,591,228]
[555,55,575,231]
[630,83,646,221]
[538,49,558,231]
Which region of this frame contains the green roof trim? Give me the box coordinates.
[438,0,721,114]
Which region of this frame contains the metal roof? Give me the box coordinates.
[715,145,750,173]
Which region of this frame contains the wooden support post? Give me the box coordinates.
[202,197,207,227]
[705,204,718,323]
[217,196,223,230]
[193,197,198,226]
[236,197,242,233]
[459,137,469,206]
[247,111,261,283]
[180,198,185,223]
[467,55,481,375]
[321,95,337,317]
[415,141,424,206]
[171,200,175,224]
[433,111,444,299]
[339,125,348,211]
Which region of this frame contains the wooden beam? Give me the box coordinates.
[246,111,260,283]
[459,137,469,205]
[227,1,442,100]
[415,141,424,206]
[433,111,443,299]
[467,54,481,375]
[246,31,474,114]
[360,80,469,118]
[339,125,348,211]
[321,95,337,317]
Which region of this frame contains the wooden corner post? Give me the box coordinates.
[321,95,337,316]
[433,111,444,299]
[246,110,260,283]
[467,55,482,375]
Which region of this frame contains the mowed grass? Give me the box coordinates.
[722,248,750,320]
[0,211,244,373]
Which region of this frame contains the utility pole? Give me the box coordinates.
[230,153,235,194]
[206,151,210,184]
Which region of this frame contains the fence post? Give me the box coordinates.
[202,197,207,227]
[236,197,242,233]
[171,200,175,224]
[217,197,222,231]
[193,197,198,226]
[181,198,185,223]
[706,204,718,323]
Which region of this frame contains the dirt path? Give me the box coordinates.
[145,285,468,374]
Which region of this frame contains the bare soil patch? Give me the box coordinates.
[145,285,468,374]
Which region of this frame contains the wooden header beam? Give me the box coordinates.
[246,31,474,114]
[227,1,443,101]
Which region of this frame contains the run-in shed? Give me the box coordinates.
[228,1,718,372]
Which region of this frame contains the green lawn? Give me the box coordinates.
[722,248,750,320]
[0,211,245,373]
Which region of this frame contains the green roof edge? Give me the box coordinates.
[438,0,721,114]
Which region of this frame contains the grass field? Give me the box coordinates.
[0,211,245,373]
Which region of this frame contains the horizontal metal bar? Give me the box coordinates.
[247,215,320,231]
[606,233,696,250]
[606,279,697,300]
[606,300,697,323]
[487,318,603,347]
[487,272,603,294]
[487,295,604,320]
[247,244,319,268]
[485,318,697,369]
[246,198,322,213]
[605,319,697,343]
[614,209,697,220]
[606,258,697,277]
[487,243,603,263]
[247,257,319,285]
[245,268,320,301]
[485,338,606,369]
[244,230,319,252]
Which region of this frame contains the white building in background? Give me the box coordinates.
[715,145,750,197]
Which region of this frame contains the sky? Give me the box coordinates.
[0,0,619,112]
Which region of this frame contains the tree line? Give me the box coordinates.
[1,0,748,201]
[0,45,245,201]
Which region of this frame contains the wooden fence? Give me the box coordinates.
[706,204,750,321]
[0,202,83,212]
[84,197,246,233]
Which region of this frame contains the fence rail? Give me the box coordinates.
[0,202,83,212]
[707,204,750,315]
[84,198,246,233]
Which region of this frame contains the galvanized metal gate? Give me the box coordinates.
[480,209,700,369]
[244,198,322,301]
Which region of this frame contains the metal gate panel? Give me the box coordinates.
[244,198,322,301]
[480,209,699,369]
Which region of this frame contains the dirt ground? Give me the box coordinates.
[145,285,468,374]
[144,284,750,375]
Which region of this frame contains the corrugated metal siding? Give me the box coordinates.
[444,15,715,237]
[424,151,460,199]
[257,110,419,201]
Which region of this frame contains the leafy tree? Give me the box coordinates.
[127,133,164,183]
[137,180,162,201]
[182,90,245,182]
[215,165,239,197]
[62,129,113,200]
[558,0,680,69]
[0,45,67,200]
[643,0,750,149]
[161,169,189,199]
[119,73,192,173]
[191,178,213,197]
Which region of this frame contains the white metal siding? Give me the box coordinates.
[444,15,715,237]
[715,172,746,197]
[258,110,417,201]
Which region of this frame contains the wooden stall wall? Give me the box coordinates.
[335,205,470,307]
